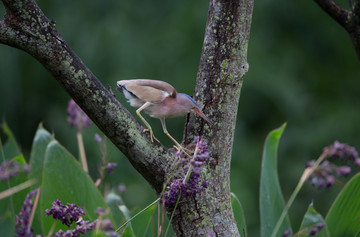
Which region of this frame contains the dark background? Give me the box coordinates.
[1,0,359,235]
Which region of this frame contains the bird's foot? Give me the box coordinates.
[143,128,160,143]
[173,144,193,158]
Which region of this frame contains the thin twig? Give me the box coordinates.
[77,131,88,173]
[0,179,36,200]
[28,188,41,229]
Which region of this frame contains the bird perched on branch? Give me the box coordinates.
[117,79,212,151]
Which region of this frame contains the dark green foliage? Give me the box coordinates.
[1,0,360,235]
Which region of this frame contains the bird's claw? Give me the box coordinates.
[143,128,160,143]
[172,144,193,158]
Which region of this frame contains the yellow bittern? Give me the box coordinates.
[117,79,212,150]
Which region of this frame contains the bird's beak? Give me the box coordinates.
[193,108,213,125]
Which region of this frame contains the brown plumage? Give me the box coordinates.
[117,79,211,149]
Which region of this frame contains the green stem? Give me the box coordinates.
[115,198,160,233]
[270,153,327,237]
[77,131,88,173]
[164,189,182,237]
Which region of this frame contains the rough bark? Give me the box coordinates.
[0,0,254,236]
[0,0,173,193]
[175,0,253,236]
[314,0,360,60]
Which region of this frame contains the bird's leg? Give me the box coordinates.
[160,118,192,156]
[136,102,160,143]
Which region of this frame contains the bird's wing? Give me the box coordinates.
[119,79,177,96]
[125,84,167,103]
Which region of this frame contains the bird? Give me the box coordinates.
[116,79,212,150]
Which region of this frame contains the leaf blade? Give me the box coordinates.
[326,173,360,236]
[260,123,291,237]
[39,139,111,234]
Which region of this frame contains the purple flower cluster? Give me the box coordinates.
[307,141,360,189]
[16,189,39,237]
[323,141,360,163]
[45,200,104,237]
[308,223,324,236]
[0,160,30,182]
[163,137,210,208]
[66,100,91,130]
[45,200,86,227]
[106,163,117,175]
[53,220,97,237]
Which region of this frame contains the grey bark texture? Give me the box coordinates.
[0,0,254,236]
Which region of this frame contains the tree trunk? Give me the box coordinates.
[175,0,253,236]
[0,0,254,236]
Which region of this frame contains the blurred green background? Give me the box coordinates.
[1,0,360,236]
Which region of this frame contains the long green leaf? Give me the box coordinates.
[326,173,360,236]
[1,122,21,159]
[0,155,30,237]
[39,139,110,234]
[28,124,52,233]
[231,192,247,237]
[298,203,329,237]
[0,124,30,237]
[29,123,51,188]
[260,123,290,237]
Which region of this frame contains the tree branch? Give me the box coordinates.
[0,0,175,193]
[314,0,360,60]
[313,0,349,28]
[0,0,254,235]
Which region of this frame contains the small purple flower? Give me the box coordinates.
[106,163,117,175]
[54,220,97,237]
[163,137,210,207]
[96,207,106,216]
[316,223,325,230]
[282,228,292,237]
[46,200,85,227]
[118,184,126,193]
[98,219,114,230]
[355,158,360,167]
[0,160,20,182]
[308,228,318,236]
[336,166,351,177]
[67,99,91,130]
[94,133,102,143]
[16,189,39,237]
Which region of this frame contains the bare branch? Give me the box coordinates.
[314,0,349,29]
[314,0,360,60]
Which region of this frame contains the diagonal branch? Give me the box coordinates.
[0,0,176,193]
[313,0,349,29]
[314,0,360,60]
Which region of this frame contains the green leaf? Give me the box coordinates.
[130,204,156,237]
[1,122,21,159]
[29,123,52,188]
[106,191,126,226]
[231,192,247,237]
[39,139,110,234]
[0,155,30,237]
[326,173,360,236]
[28,124,52,234]
[298,203,329,237]
[260,123,290,237]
